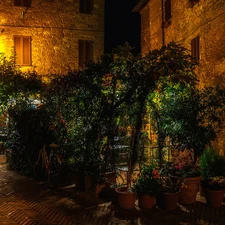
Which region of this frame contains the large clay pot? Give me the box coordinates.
[157,192,179,211]
[205,189,225,207]
[138,194,155,209]
[179,176,201,204]
[115,186,136,209]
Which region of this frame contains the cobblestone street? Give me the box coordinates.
[0,162,225,225]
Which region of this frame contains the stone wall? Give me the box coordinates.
[0,0,104,75]
[140,0,225,88]
[139,0,225,153]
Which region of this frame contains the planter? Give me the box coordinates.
[205,189,225,207]
[157,192,179,211]
[85,176,105,197]
[138,194,155,209]
[115,186,136,209]
[179,176,201,204]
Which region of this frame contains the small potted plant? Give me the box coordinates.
[199,147,225,197]
[157,162,183,210]
[134,164,161,209]
[204,176,225,207]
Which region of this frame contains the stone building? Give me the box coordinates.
[0,0,104,76]
[134,0,225,88]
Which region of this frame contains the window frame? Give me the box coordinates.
[191,35,200,61]
[79,0,93,14]
[14,0,31,7]
[14,36,32,66]
[78,40,94,67]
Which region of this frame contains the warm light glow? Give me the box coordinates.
[0,38,5,53]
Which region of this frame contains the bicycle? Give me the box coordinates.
[34,143,62,188]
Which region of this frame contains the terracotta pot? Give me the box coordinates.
[179,176,201,204]
[157,192,179,211]
[205,189,225,207]
[138,194,155,209]
[115,186,136,209]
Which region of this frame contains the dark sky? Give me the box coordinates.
[104,0,141,54]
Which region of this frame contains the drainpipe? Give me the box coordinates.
[161,0,165,46]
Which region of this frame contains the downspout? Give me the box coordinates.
[161,0,165,46]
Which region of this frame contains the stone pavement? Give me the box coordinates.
[0,163,225,225]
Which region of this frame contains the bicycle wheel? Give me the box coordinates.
[48,155,61,188]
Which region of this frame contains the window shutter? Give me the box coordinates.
[165,0,171,21]
[79,40,85,66]
[14,0,22,6]
[23,37,31,65]
[87,0,93,13]
[24,0,31,7]
[191,36,200,61]
[14,37,22,65]
[87,41,93,61]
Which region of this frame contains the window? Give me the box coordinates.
[79,40,94,66]
[14,36,31,66]
[80,0,93,14]
[164,0,171,22]
[14,0,31,7]
[191,36,200,61]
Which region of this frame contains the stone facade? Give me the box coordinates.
[0,0,104,75]
[135,0,225,88]
[135,0,225,154]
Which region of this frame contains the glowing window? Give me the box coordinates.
[191,36,200,61]
[14,36,31,66]
[14,0,31,7]
[79,40,94,66]
[80,0,93,14]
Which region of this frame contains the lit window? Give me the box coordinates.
[79,40,94,66]
[14,0,31,7]
[164,0,171,22]
[80,0,93,14]
[191,36,200,61]
[14,36,31,66]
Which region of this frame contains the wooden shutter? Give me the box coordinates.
[86,41,93,62]
[87,0,93,14]
[14,0,22,6]
[23,37,31,65]
[23,0,31,7]
[79,40,85,66]
[14,37,22,65]
[191,36,200,61]
[165,0,171,22]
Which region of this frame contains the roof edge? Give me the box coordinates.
[133,0,150,12]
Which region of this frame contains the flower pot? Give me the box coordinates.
[205,189,225,207]
[138,194,155,209]
[179,176,201,204]
[157,192,179,211]
[115,186,136,209]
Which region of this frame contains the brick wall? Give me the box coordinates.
[0,0,104,75]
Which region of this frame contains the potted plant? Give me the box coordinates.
[204,176,225,207]
[199,147,225,197]
[133,164,161,209]
[157,162,183,210]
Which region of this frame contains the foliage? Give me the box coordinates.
[199,147,225,181]
[159,162,184,193]
[133,164,161,196]
[205,176,225,190]
[149,81,225,163]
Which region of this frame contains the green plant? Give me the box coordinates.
[133,164,161,196]
[199,147,225,181]
[205,176,225,190]
[159,162,184,193]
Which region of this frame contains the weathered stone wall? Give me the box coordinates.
[139,0,225,153]
[0,0,104,75]
[141,0,225,88]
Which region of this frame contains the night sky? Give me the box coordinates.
[104,0,141,54]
